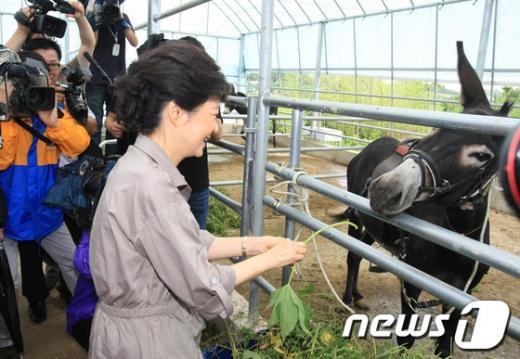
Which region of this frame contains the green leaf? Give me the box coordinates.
[267,284,312,341]
[279,294,298,341]
[242,350,262,359]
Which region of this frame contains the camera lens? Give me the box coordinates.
[26,87,55,111]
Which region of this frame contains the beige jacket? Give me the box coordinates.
[89,135,235,358]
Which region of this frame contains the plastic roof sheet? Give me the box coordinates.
[125,0,473,38]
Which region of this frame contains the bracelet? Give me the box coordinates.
[241,237,248,257]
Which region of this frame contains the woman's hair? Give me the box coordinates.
[113,41,229,134]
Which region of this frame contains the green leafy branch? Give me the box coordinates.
[267,220,356,342]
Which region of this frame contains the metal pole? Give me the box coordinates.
[489,0,499,101]
[208,188,241,214]
[263,196,520,340]
[263,96,520,136]
[147,0,161,36]
[238,35,246,91]
[353,19,358,103]
[475,0,495,80]
[249,0,275,319]
[266,163,520,278]
[240,97,257,237]
[433,5,439,111]
[281,109,303,285]
[390,13,394,107]
[135,0,210,31]
[311,23,325,133]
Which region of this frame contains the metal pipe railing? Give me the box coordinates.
[134,0,211,31]
[282,109,303,284]
[266,162,520,278]
[278,123,372,143]
[264,96,520,136]
[208,145,364,155]
[263,196,520,340]
[240,96,257,238]
[223,113,427,137]
[210,173,345,187]
[208,187,241,214]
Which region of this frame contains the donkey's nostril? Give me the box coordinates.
[388,191,402,204]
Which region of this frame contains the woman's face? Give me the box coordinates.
[180,99,220,158]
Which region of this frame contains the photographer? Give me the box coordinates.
[0,47,90,352]
[83,0,138,147]
[6,1,95,70]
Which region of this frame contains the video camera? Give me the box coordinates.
[57,66,91,125]
[14,0,75,38]
[0,48,55,119]
[98,0,122,26]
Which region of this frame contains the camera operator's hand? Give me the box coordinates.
[14,7,33,33]
[6,7,33,52]
[68,0,85,20]
[38,106,59,129]
[105,112,126,138]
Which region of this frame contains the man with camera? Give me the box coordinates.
[6,0,95,71]
[0,7,93,353]
[83,0,138,147]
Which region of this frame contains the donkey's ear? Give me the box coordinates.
[457,41,490,109]
[498,101,514,116]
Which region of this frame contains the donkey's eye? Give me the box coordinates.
[469,152,493,162]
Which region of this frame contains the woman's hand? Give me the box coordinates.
[265,239,306,269]
[246,236,284,256]
[231,239,307,286]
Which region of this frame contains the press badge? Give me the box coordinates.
[112,43,120,56]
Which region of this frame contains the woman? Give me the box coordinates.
[89,42,306,358]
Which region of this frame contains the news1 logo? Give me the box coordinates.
[342,300,510,350]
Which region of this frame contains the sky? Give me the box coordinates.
[1,0,519,88]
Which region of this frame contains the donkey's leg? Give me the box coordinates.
[272,119,277,147]
[342,214,364,306]
[352,231,375,310]
[396,282,421,350]
[435,305,461,358]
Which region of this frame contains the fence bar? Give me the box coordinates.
[282,109,303,284]
[208,145,364,155]
[226,95,248,106]
[135,0,211,31]
[279,124,372,143]
[248,0,275,319]
[210,173,345,187]
[475,0,495,80]
[263,196,520,340]
[266,163,520,278]
[264,96,520,136]
[240,97,257,237]
[147,0,161,35]
[209,188,242,214]
[213,140,245,155]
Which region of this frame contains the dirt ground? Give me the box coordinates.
[13,148,520,358]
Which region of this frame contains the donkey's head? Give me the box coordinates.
[368,42,512,216]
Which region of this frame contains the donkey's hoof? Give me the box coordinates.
[368,264,387,273]
[354,299,370,311]
[335,305,356,316]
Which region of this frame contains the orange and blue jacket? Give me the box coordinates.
[0,110,90,241]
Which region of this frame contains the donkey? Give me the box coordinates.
[340,42,513,357]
